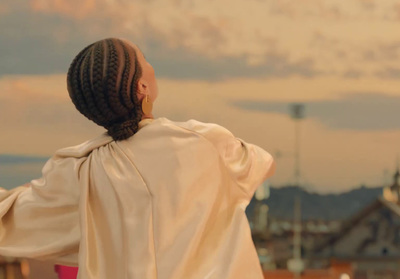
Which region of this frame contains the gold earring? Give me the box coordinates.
[141,95,153,115]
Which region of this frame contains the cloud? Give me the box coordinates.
[0,4,320,80]
[231,93,400,131]
[0,7,319,80]
[148,44,319,80]
[0,4,9,14]
[0,12,80,75]
[0,0,400,80]
[0,74,106,155]
[30,0,96,19]
[376,67,400,79]
[343,69,363,79]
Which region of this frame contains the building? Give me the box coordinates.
[310,170,400,278]
[263,260,353,279]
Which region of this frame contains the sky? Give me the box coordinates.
[1,0,400,193]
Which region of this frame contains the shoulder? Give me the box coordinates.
[160,117,235,140]
[159,117,232,135]
[54,132,114,159]
[158,118,236,153]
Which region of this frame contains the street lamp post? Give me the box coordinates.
[290,103,305,187]
[288,104,305,279]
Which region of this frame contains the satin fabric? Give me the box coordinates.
[0,117,275,279]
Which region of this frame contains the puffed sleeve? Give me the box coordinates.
[224,136,276,200]
[0,155,81,265]
[183,119,276,200]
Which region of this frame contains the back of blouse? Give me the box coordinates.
[0,117,275,279]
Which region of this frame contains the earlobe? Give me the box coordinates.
[136,80,148,98]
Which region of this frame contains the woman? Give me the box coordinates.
[0,38,275,279]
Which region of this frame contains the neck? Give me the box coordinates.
[141,114,154,120]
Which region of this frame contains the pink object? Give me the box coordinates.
[54,265,78,279]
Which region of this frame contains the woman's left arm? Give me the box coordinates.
[0,155,81,265]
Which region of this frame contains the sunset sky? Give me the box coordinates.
[1,0,400,193]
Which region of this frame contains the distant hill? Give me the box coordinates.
[0,154,49,189]
[246,185,383,221]
[0,154,49,164]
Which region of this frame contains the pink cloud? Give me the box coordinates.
[3,0,400,78]
[0,3,9,14]
[29,0,96,19]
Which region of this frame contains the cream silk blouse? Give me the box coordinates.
[0,117,275,279]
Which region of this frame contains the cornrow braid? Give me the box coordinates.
[66,38,144,141]
[91,43,115,121]
[117,40,135,113]
[67,44,93,115]
[80,48,108,126]
[117,39,142,124]
[105,39,129,118]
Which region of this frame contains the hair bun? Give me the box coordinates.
[107,119,139,141]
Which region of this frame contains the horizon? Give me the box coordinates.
[0,153,389,195]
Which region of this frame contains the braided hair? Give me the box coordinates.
[67,38,143,141]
